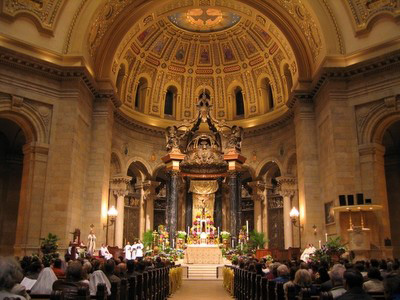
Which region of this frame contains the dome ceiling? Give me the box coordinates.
[109,1,302,129]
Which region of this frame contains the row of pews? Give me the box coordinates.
[225,266,386,300]
[28,265,179,300]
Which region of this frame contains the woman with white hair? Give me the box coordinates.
[89,270,111,296]
[30,267,58,295]
[0,256,27,299]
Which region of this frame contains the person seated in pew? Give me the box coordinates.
[292,269,318,296]
[103,260,121,284]
[89,270,111,296]
[384,261,400,299]
[115,262,127,279]
[273,265,290,283]
[337,270,373,300]
[0,257,28,300]
[363,268,384,293]
[51,259,65,279]
[30,267,58,295]
[325,264,346,299]
[52,261,89,299]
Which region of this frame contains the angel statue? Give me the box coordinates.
[226,125,244,153]
[165,125,181,153]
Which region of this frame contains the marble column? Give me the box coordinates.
[214,178,223,230]
[168,170,179,245]
[277,176,297,249]
[144,181,158,232]
[110,176,131,248]
[228,171,240,239]
[136,183,146,240]
[294,99,322,248]
[249,181,266,233]
[185,178,193,231]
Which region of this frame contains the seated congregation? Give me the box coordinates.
[0,254,180,300]
[225,257,400,300]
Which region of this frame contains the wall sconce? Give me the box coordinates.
[103,205,118,230]
[289,206,304,248]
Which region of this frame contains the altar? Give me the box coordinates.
[184,244,223,264]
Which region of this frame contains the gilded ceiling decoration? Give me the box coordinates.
[168,8,241,32]
[345,0,400,34]
[0,0,64,35]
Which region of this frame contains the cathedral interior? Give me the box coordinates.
[0,0,399,259]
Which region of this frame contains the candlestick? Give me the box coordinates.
[246,220,249,240]
[318,240,321,249]
[172,239,175,249]
[325,233,328,242]
[231,239,234,248]
[188,226,190,236]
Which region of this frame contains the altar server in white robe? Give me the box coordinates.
[136,240,144,261]
[100,244,113,260]
[124,242,132,260]
[131,241,137,260]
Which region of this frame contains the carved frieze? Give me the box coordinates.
[344,0,400,34]
[1,0,64,35]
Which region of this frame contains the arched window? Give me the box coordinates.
[284,64,293,95]
[235,87,245,117]
[116,64,126,96]
[267,83,274,110]
[164,86,177,117]
[260,78,274,113]
[134,78,148,112]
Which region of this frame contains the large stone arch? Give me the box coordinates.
[125,156,152,181]
[255,156,283,179]
[0,95,49,145]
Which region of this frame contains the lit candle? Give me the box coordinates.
[319,240,321,249]
[325,233,328,242]
[246,220,249,240]
[188,226,190,236]
[231,239,234,248]
[173,239,175,249]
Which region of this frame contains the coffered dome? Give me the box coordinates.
[96,0,320,129]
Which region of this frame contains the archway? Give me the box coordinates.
[258,161,283,249]
[382,120,400,258]
[153,166,167,231]
[0,118,26,255]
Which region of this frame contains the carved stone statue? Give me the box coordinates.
[165,125,180,152]
[226,125,243,152]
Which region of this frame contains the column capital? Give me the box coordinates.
[249,181,266,202]
[277,176,297,197]
[358,143,385,157]
[110,176,132,197]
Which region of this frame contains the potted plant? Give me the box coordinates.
[325,236,347,262]
[40,233,60,266]
[249,230,267,250]
[143,230,154,250]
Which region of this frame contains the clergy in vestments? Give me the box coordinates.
[100,244,113,260]
[300,244,316,262]
[124,242,132,260]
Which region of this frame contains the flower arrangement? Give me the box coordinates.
[177,231,187,239]
[221,231,231,239]
[310,237,347,263]
[263,254,273,262]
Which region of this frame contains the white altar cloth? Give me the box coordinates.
[184,245,222,264]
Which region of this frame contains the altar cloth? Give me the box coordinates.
[184,245,223,264]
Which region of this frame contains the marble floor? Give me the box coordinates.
[170,280,232,300]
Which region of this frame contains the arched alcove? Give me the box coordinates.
[382,120,400,258]
[116,64,126,96]
[234,86,245,117]
[164,86,178,118]
[0,118,25,255]
[135,77,148,113]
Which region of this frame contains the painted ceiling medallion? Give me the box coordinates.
[168,8,241,32]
